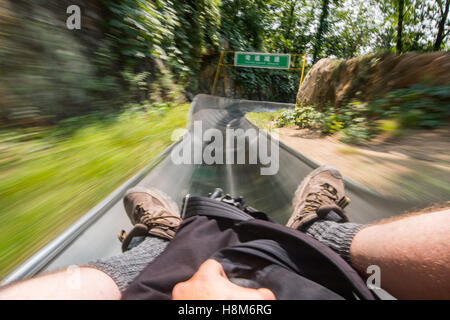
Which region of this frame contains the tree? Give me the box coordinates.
[433,0,450,50]
[376,0,430,53]
[271,0,300,53]
[265,0,316,55]
[172,0,221,83]
[312,0,331,63]
[396,0,405,53]
[324,0,380,59]
[219,0,272,51]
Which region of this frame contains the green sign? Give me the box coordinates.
[234,52,291,69]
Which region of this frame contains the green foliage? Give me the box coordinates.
[171,0,220,89]
[2,0,449,122]
[339,124,371,144]
[264,0,316,54]
[102,0,178,67]
[324,1,380,59]
[0,103,190,277]
[377,119,400,133]
[368,84,450,129]
[261,83,449,145]
[276,105,322,128]
[218,0,302,102]
[275,108,296,127]
[312,0,332,63]
[121,71,150,101]
[220,0,271,51]
[337,101,369,126]
[320,113,344,134]
[274,101,372,144]
[375,0,450,52]
[227,67,300,103]
[99,0,183,103]
[317,101,370,138]
[100,0,222,97]
[294,106,323,128]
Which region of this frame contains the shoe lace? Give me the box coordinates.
[136,204,182,229]
[301,183,339,215]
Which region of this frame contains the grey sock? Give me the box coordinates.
[87,236,169,292]
[305,219,364,264]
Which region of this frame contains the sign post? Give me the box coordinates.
[211,51,307,102]
[211,51,225,96]
[296,54,307,107]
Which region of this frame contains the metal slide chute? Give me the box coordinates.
[1,94,416,285]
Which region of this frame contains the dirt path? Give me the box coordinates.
[274,125,450,204]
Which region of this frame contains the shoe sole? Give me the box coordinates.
[124,186,180,217]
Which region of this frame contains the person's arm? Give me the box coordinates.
[0,267,121,300]
[350,209,450,299]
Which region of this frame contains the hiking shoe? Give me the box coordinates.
[119,187,182,251]
[286,165,351,231]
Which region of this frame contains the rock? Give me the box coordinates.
[297,52,450,110]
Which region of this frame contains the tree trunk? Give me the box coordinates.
[283,0,298,52]
[313,0,331,63]
[396,0,404,54]
[434,0,450,50]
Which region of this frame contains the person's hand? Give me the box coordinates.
[172,259,276,300]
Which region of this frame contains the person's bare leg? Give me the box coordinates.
[0,267,120,300]
[350,209,450,300]
[287,165,450,299]
[0,235,169,300]
[0,187,178,300]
